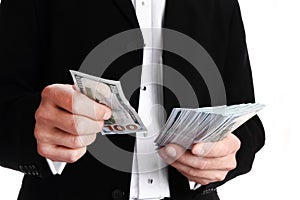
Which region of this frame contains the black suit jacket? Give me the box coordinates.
[0,0,265,199]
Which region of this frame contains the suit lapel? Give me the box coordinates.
[112,0,140,28]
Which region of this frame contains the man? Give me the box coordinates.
[0,0,265,200]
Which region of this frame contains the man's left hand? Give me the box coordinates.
[158,133,241,185]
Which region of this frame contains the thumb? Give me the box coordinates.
[159,143,186,162]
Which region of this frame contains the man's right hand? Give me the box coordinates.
[34,84,112,163]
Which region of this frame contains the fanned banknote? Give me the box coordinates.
[70,70,147,135]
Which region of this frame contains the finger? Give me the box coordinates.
[37,143,87,163]
[170,149,237,170]
[35,125,96,149]
[41,84,75,113]
[158,143,187,164]
[72,89,112,121]
[42,84,112,121]
[178,170,213,185]
[178,169,226,186]
[36,106,104,135]
[191,133,241,158]
[171,161,228,183]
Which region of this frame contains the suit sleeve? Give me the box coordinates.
[204,0,265,190]
[0,0,52,178]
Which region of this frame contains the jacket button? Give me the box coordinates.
[112,189,125,200]
[23,165,29,173]
[18,165,24,172]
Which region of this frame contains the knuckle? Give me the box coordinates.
[215,173,227,182]
[37,145,51,158]
[34,130,47,143]
[34,108,45,121]
[34,127,50,144]
[33,126,41,140]
[41,85,54,99]
[228,159,237,170]
[67,153,79,163]
[35,107,52,124]
[236,138,241,150]
[34,109,41,121]
[198,160,208,170]
[231,134,241,151]
[233,159,237,168]
[67,148,86,163]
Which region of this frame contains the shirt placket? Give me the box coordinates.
[136,0,165,199]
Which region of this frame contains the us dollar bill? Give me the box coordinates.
[70,70,147,135]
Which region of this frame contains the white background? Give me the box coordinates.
[1,0,300,199]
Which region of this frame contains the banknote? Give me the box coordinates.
[70,70,147,135]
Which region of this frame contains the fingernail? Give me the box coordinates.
[103,112,111,120]
[159,150,168,160]
[195,148,205,156]
[165,146,176,158]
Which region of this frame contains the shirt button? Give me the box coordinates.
[147,179,154,184]
[112,189,125,200]
[28,165,34,171]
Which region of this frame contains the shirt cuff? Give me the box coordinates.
[46,158,66,175]
[188,180,201,190]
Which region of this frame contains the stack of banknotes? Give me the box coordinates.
[154,103,265,149]
[70,70,265,149]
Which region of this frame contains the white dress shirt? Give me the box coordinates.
[130,1,200,199]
